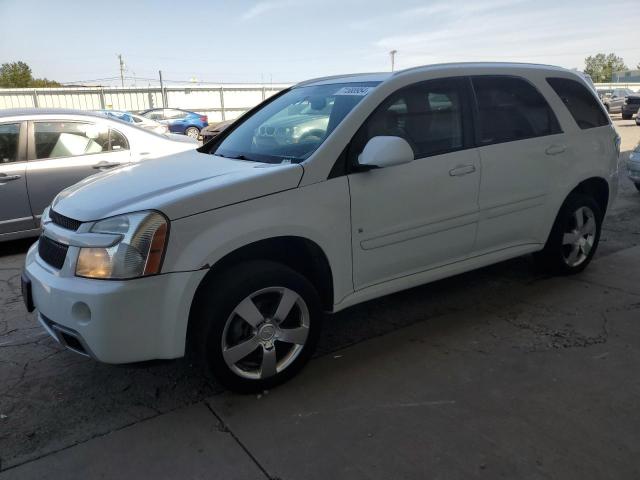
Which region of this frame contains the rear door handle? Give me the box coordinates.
[0,174,21,183]
[449,165,476,177]
[545,145,566,156]
[92,162,120,170]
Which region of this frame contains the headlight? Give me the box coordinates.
[76,211,168,280]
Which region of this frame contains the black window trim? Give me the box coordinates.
[469,74,563,148]
[27,120,129,161]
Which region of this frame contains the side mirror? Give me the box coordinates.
[357,136,414,170]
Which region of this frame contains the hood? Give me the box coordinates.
[51,150,304,221]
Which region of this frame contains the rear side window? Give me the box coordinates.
[472,76,561,145]
[546,77,610,129]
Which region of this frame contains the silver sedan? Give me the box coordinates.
[0,109,198,241]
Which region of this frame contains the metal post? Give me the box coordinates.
[99,88,106,109]
[159,70,166,108]
[262,86,266,101]
[389,50,398,72]
[32,90,39,108]
[219,86,226,121]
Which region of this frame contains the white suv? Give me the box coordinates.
[23,63,619,392]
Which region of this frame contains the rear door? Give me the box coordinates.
[26,120,131,217]
[0,121,35,234]
[471,75,565,254]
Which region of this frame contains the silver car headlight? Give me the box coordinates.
[75,211,169,280]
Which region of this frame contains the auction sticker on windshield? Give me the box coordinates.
[334,86,374,96]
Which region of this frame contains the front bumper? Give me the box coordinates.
[24,241,206,363]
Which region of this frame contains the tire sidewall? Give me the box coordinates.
[195,260,323,393]
[544,193,603,274]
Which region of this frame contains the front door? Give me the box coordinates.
[348,78,481,289]
[26,120,131,217]
[0,122,35,234]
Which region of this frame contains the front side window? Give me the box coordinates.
[0,123,20,164]
[351,78,466,160]
[212,82,380,164]
[546,77,609,129]
[472,76,561,145]
[34,122,126,159]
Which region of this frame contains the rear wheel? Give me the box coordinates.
[622,113,632,120]
[192,261,322,393]
[635,182,640,193]
[534,193,602,275]
[185,126,200,138]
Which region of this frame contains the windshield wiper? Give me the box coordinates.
[215,152,257,161]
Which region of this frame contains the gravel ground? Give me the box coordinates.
[1,117,639,471]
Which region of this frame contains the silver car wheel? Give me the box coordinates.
[221,287,310,380]
[185,127,199,138]
[562,206,597,267]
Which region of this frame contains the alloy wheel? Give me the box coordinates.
[221,287,310,380]
[561,206,597,267]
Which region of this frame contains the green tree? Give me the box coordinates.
[584,53,627,82]
[0,61,61,87]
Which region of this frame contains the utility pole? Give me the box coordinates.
[389,50,398,72]
[159,70,166,108]
[117,54,125,88]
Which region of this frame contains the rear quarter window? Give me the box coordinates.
[546,77,610,130]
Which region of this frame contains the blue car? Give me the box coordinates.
[140,108,208,138]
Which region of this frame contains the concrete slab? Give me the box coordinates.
[208,304,640,480]
[0,403,265,480]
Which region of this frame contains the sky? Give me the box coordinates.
[1,0,639,86]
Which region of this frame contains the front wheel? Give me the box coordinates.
[534,193,603,275]
[192,261,323,393]
[185,126,200,138]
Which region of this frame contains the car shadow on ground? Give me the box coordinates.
[0,238,36,258]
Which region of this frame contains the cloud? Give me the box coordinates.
[241,1,290,20]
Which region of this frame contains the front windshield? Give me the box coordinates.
[213,82,379,163]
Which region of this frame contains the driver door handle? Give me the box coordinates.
[449,165,476,177]
[92,162,120,170]
[0,174,21,183]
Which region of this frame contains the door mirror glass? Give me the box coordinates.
[357,136,414,169]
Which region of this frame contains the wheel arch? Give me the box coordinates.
[569,176,610,215]
[186,235,335,353]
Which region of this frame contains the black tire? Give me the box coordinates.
[192,260,323,393]
[635,182,640,193]
[534,193,603,275]
[185,126,200,138]
[622,114,632,120]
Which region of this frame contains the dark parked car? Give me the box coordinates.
[603,88,634,114]
[621,95,640,120]
[200,119,234,143]
[140,108,208,138]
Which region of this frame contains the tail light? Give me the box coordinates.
[200,115,208,123]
